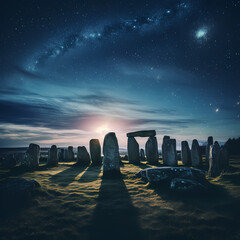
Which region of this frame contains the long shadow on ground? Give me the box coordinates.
[78,164,102,183]
[50,164,87,187]
[89,173,145,240]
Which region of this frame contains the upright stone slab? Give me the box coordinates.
[48,145,58,166]
[103,132,120,177]
[191,139,202,167]
[90,139,102,165]
[77,146,91,166]
[162,136,170,164]
[67,146,75,161]
[58,149,64,162]
[219,145,229,171]
[24,143,40,169]
[145,136,158,164]
[206,136,213,167]
[208,141,221,177]
[165,139,177,166]
[63,149,68,161]
[181,141,191,166]
[140,149,145,161]
[127,137,140,164]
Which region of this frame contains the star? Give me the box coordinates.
[195,28,207,39]
[215,108,219,112]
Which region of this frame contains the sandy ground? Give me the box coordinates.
[0,157,240,240]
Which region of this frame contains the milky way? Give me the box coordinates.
[30,1,194,71]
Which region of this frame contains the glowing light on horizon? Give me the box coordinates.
[97,125,110,134]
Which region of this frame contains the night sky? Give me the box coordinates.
[0,0,239,150]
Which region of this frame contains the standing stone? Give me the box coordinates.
[77,146,91,166]
[206,136,213,167]
[162,136,170,164]
[145,136,159,164]
[23,143,40,169]
[90,139,102,165]
[127,137,140,164]
[208,141,221,177]
[219,145,229,171]
[140,149,145,161]
[63,149,68,161]
[67,146,75,161]
[103,132,120,177]
[58,149,64,162]
[191,139,202,167]
[181,141,191,166]
[48,145,58,166]
[165,138,177,166]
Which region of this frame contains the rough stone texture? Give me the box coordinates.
[136,167,206,183]
[103,132,120,177]
[206,136,213,168]
[162,136,170,165]
[181,141,191,166]
[90,139,102,165]
[58,149,64,162]
[127,130,156,138]
[67,146,75,161]
[63,149,68,161]
[170,178,206,192]
[22,143,40,169]
[0,178,40,201]
[77,146,91,166]
[219,145,229,171]
[165,138,177,166]
[145,136,159,164]
[208,141,221,177]
[140,149,145,161]
[127,137,140,164]
[48,145,58,166]
[191,139,202,167]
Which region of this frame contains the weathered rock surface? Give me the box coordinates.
[22,143,40,169]
[128,137,140,164]
[165,138,177,166]
[63,149,68,161]
[208,141,221,177]
[162,136,170,164]
[170,178,206,192]
[77,146,91,165]
[219,145,229,171]
[145,136,159,164]
[127,130,156,138]
[67,146,75,161]
[140,149,145,161]
[58,149,64,162]
[136,167,206,183]
[206,136,213,167]
[0,178,40,200]
[181,141,191,166]
[191,139,202,167]
[90,139,102,165]
[103,132,120,177]
[48,145,58,166]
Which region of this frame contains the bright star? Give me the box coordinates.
[196,28,207,39]
[215,108,219,112]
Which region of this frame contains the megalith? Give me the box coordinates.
[127,137,140,164]
[90,139,102,165]
[103,132,120,177]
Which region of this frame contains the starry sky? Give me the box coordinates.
[0,0,239,150]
